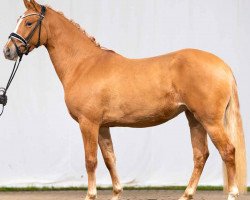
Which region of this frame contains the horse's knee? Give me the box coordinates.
[86,157,97,172]
[194,151,209,168]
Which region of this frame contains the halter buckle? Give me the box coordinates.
[0,89,7,106]
[0,94,7,106]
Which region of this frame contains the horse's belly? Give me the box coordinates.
[102,103,185,128]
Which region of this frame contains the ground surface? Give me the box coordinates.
[0,190,249,200]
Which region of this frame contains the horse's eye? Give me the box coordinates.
[26,21,33,27]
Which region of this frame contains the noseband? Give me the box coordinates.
[0,5,46,116]
[9,5,46,57]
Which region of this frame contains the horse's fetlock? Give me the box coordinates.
[113,186,123,195]
[87,192,97,200]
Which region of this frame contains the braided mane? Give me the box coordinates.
[46,5,103,48]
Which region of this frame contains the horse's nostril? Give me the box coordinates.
[4,47,11,56]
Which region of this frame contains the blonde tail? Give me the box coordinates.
[224,80,247,193]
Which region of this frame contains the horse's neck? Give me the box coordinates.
[45,9,103,86]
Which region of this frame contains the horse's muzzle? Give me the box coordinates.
[3,45,18,61]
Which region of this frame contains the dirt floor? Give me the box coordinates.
[0,190,249,200]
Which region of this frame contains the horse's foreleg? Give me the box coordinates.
[80,119,99,200]
[179,111,209,200]
[99,127,122,200]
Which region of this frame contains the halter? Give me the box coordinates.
[0,5,46,116]
[9,5,46,56]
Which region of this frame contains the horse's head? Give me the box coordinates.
[3,0,48,61]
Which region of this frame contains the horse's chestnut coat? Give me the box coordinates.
[3,1,246,200]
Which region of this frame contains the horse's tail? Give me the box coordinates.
[224,79,247,193]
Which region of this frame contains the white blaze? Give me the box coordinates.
[14,16,24,33]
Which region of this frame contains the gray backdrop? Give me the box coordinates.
[0,0,249,187]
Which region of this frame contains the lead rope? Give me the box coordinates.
[0,5,46,117]
[0,55,23,116]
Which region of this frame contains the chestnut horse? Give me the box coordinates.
[3,1,247,200]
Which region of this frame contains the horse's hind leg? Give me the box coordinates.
[203,121,239,200]
[179,111,209,200]
[99,127,123,200]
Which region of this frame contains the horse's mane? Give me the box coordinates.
[46,5,108,50]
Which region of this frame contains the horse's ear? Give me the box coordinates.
[23,0,41,12]
[29,0,41,12]
[23,0,33,10]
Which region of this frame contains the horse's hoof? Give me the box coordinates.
[111,196,119,200]
[227,193,239,200]
[84,193,97,200]
[111,194,121,200]
[227,187,239,200]
[179,198,188,200]
[111,192,122,200]
[111,187,123,200]
[178,194,193,200]
[84,197,96,200]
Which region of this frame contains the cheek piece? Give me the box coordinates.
[0,5,46,116]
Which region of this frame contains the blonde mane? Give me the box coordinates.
[46,5,109,50]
